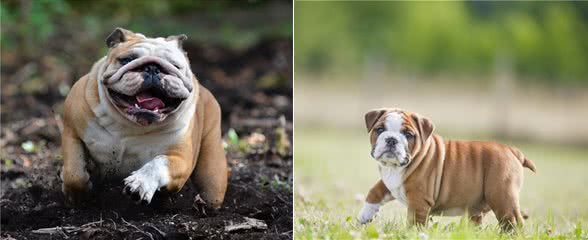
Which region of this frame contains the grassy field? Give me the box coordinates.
[294,127,588,239]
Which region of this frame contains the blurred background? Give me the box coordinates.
[294,2,588,238]
[2,0,292,123]
[295,1,588,144]
[1,1,293,239]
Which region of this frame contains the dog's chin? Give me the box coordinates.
[106,88,186,126]
[376,153,409,167]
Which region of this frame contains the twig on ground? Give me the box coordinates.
[224,217,268,232]
[145,223,166,237]
[31,226,78,238]
[273,190,290,204]
[106,218,117,230]
[122,218,154,240]
[81,220,104,228]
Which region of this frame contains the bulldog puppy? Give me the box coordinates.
[61,28,227,208]
[357,108,536,231]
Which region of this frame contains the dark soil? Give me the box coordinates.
[0,39,293,239]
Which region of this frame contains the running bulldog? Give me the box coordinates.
[61,28,227,208]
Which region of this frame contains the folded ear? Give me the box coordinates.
[364,109,387,133]
[166,34,188,49]
[106,27,135,48]
[411,113,435,143]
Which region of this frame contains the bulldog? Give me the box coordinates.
[60,28,227,208]
[357,108,536,231]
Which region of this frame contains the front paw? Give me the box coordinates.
[122,156,170,205]
[62,181,93,207]
[357,202,381,224]
[123,171,160,205]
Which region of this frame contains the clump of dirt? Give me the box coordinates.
[0,39,292,239]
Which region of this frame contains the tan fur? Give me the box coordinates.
[365,180,391,204]
[163,87,228,207]
[363,108,536,231]
[61,74,96,200]
[61,33,227,208]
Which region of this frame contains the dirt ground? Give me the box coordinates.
[0,39,293,239]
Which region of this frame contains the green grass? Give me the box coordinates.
[294,127,588,239]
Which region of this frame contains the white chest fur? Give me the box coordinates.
[82,103,189,180]
[379,166,407,206]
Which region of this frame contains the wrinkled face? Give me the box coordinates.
[365,109,434,168]
[370,112,415,167]
[101,28,194,126]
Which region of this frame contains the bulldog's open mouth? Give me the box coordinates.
[108,88,184,125]
[101,54,195,126]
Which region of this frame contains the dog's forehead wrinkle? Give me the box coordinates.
[120,42,186,67]
[131,40,182,53]
[126,47,149,56]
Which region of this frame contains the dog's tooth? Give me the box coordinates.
[135,103,140,109]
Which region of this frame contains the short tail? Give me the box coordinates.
[511,147,536,173]
[522,157,536,173]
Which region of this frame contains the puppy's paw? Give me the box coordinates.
[123,172,159,204]
[357,202,381,224]
[62,181,93,207]
[122,156,170,205]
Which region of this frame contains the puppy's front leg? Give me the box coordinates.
[406,192,432,227]
[61,125,92,205]
[123,141,194,204]
[358,180,393,224]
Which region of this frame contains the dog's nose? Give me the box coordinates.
[141,64,163,90]
[143,64,161,75]
[385,137,397,146]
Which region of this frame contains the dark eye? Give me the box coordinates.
[403,131,415,139]
[375,128,385,134]
[118,56,136,65]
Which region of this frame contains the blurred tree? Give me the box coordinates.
[1,0,291,60]
[295,1,588,87]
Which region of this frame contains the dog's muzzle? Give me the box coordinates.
[103,56,193,125]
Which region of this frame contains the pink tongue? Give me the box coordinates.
[136,92,165,110]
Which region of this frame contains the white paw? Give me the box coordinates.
[123,156,170,204]
[357,202,381,224]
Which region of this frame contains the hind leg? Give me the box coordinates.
[492,197,524,232]
[469,212,486,226]
[191,107,228,209]
[485,175,525,231]
[469,204,490,226]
